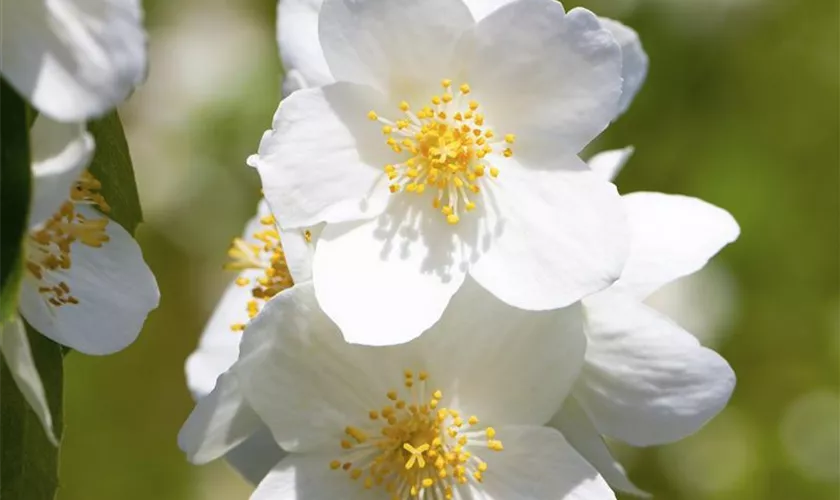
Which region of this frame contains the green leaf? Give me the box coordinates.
[87,112,143,234]
[0,80,62,500]
[1,327,64,500]
[0,78,33,323]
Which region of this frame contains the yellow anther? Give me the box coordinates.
[419,371,428,381]
[488,440,504,451]
[330,460,341,470]
[504,133,516,144]
[468,416,479,425]
[387,391,398,401]
[490,167,500,178]
[367,110,378,120]
[367,80,516,225]
[369,410,379,420]
[486,427,496,439]
[503,148,513,158]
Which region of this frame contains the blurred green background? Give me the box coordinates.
[55,0,839,499]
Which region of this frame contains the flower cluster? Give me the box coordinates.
[1,0,157,444]
[180,0,740,498]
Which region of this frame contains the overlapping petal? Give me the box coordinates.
[458,1,622,157]
[0,315,57,445]
[612,192,740,299]
[236,281,586,452]
[179,372,265,464]
[185,277,255,398]
[472,426,616,500]
[251,452,373,500]
[18,205,158,355]
[313,214,466,346]
[319,0,473,98]
[277,0,333,94]
[415,278,585,426]
[588,147,634,183]
[575,291,736,446]
[549,397,649,497]
[253,83,392,228]
[469,156,629,310]
[1,0,147,122]
[29,117,95,227]
[598,17,649,117]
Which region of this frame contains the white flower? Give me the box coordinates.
[0,0,147,122]
[1,115,159,442]
[276,0,649,113]
[548,149,740,495]
[184,200,316,481]
[180,280,621,499]
[252,0,632,345]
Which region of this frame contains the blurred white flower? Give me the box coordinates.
[253,0,631,346]
[0,0,147,122]
[550,148,740,495]
[1,115,159,443]
[181,281,619,499]
[185,200,316,482]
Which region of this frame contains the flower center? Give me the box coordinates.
[330,369,503,498]
[368,79,515,225]
[224,214,295,331]
[25,171,110,307]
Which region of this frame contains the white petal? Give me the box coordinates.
[598,17,649,117]
[178,372,264,464]
[576,292,736,446]
[29,117,94,228]
[18,205,159,354]
[469,156,629,310]
[314,212,466,346]
[279,225,319,285]
[416,278,586,426]
[587,147,634,183]
[224,425,287,485]
[549,397,649,497]
[251,453,372,500]
[0,315,58,446]
[459,2,622,156]
[277,0,333,94]
[613,192,740,299]
[185,275,255,399]
[468,425,615,500]
[318,0,473,97]
[462,0,516,21]
[1,0,147,122]
[235,284,408,453]
[252,199,317,285]
[237,280,586,456]
[253,83,392,229]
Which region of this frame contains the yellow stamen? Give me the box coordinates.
[368,79,515,225]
